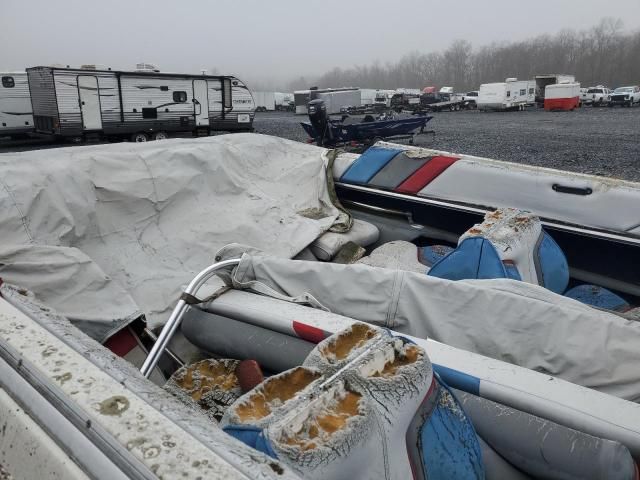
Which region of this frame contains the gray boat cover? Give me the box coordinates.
[215,250,640,401]
[0,134,349,339]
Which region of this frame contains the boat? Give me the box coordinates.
[1,134,639,479]
[301,98,433,147]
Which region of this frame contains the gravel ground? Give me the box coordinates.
[253,107,640,182]
[2,106,638,181]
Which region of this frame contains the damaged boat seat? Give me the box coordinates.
[427,208,630,310]
[427,208,569,294]
[309,218,379,261]
[357,207,629,311]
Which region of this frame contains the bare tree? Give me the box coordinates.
[307,18,638,92]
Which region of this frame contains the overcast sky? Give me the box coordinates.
[2,0,640,88]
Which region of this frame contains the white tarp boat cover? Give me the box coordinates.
[215,249,640,401]
[0,134,349,340]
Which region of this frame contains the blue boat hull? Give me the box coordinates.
[301,115,432,145]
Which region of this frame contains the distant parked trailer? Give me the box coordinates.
[0,72,33,138]
[253,91,276,112]
[478,79,535,111]
[294,87,360,115]
[27,66,255,141]
[544,83,581,111]
[360,89,377,108]
[534,74,575,104]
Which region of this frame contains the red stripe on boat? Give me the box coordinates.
[292,321,328,344]
[104,327,138,357]
[395,155,458,194]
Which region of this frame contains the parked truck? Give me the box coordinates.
[419,86,466,112]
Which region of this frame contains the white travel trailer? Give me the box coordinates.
[534,74,575,104]
[253,91,276,112]
[294,87,360,115]
[26,66,255,141]
[478,78,535,111]
[0,72,33,137]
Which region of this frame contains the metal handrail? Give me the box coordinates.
[140,258,241,378]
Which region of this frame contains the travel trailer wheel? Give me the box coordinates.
[153,131,169,141]
[131,132,149,142]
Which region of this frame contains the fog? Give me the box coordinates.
[2,0,640,89]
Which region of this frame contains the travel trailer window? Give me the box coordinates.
[529,88,534,94]
[520,89,526,95]
[160,86,168,91]
[173,91,187,102]
[223,78,232,109]
[142,108,157,119]
[1,76,14,88]
[506,90,511,97]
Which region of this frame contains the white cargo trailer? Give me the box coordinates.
[534,74,575,104]
[315,89,361,114]
[294,87,360,114]
[253,91,276,112]
[360,89,377,107]
[0,72,34,137]
[478,78,535,111]
[27,66,255,141]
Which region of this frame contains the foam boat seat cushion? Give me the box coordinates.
[428,208,570,295]
[357,241,428,274]
[309,219,380,261]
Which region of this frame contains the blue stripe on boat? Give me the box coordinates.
[433,364,481,396]
[339,146,403,185]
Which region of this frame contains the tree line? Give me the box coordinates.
[286,18,640,92]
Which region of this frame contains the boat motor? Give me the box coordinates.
[307,99,333,147]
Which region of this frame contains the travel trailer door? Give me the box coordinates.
[77,75,102,130]
[192,79,210,126]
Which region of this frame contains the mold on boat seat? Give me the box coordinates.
[221,325,484,480]
[164,358,243,422]
[309,218,379,261]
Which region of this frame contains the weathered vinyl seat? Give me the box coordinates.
[356,208,629,311]
[426,209,629,310]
